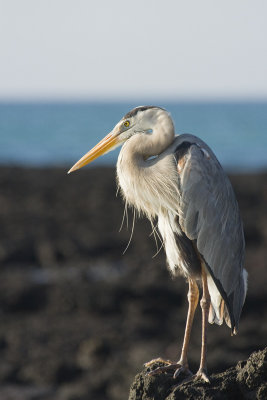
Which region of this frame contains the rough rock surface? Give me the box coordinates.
[129,348,267,400]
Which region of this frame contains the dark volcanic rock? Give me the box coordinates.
[129,348,267,400]
[0,167,266,400]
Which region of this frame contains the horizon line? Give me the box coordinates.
[1,96,267,104]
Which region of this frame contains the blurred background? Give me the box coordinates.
[0,1,266,399]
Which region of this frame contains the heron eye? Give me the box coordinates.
[124,120,130,128]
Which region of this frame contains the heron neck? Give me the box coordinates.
[121,131,175,164]
[118,135,151,168]
[116,133,179,219]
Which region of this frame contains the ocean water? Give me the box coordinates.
[0,102,266,172]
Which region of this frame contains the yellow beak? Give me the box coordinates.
[68,132,120,174]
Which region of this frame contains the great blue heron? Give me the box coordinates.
[68,106,247,383]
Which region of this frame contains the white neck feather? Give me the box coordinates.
[116,112,178,219]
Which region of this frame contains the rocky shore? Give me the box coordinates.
[0,166,266,399]
[129,347,267,400]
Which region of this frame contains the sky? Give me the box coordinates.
[0,0,267,101]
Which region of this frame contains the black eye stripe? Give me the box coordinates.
[123,106,164,119]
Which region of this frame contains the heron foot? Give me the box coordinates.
[173,364,193,379]
[144,358,172,368]
[145,359,192,378]
[146,362,180,376]
[178,368,210,385]
[195,368,210,383]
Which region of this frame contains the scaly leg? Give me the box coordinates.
[195,265,211,382]
[173,278,199,377]
[181,265,211,384]
[147,278,199,377]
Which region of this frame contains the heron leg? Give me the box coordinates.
[173,278,199,378]
[176,266,211,386]
[195,265,211,382]
[146,278,199,378]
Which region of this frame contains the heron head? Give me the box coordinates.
[68,106,174,173]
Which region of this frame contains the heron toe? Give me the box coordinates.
[146,362,181,376]
[173,364,193,379]
[195,368,210,383]
[178,368,211,385]
[144,357,172,368]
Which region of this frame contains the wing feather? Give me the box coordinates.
[174,135,246,331]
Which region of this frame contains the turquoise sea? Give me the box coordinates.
[0,102,266,171]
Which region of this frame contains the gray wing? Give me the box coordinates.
[173,134,246,332]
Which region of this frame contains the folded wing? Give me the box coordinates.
[174,135,246,333]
